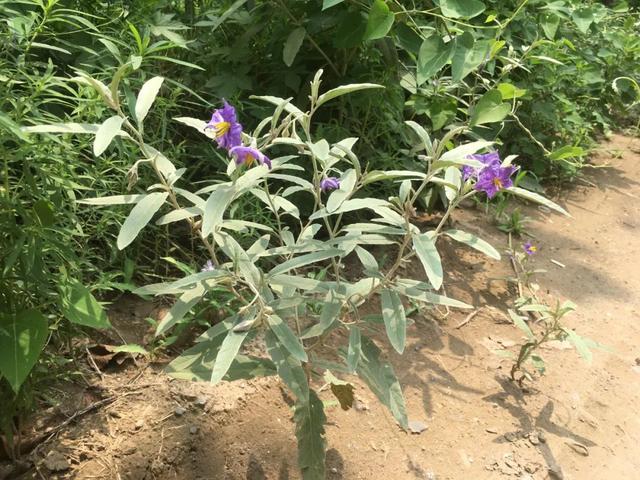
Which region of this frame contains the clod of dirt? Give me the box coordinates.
[195,396,207,408]
[134,419,144,430]
[408,420,428,434]
[44,450,69,472]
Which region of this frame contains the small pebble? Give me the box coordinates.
[189,426,199,435]
[134,420,144,430]
[175,407,186,416]
[486,427,498,434]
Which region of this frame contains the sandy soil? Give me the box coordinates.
[3,134,639,480]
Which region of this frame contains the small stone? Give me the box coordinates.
[134,420,144,430]
[354,399,369,412]
[408,420,428,434]
[189,426,199,435]
[330,467,338,474]
[486,427,498,434]
[44,451,69,472]
[504,432,518,443]
[108,410,122,418]
[123,446,137,456]
[528,432,540,445]
[195,397,207,408]
[635,357,640,366]
[174,407,186,417]
[537,431,547,443]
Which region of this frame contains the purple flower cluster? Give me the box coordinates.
[523,241,537,256]
[320,177,340,193]
[205,101,271,170]
[464,151,517,199]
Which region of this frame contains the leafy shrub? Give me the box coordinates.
[32,68,572,478]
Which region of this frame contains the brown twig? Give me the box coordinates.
[455,308,481,329]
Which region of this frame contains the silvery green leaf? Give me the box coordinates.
[135,76,164,124]
[327,169,357,213]
[394,279,472,309]
[310,198,391,220]
[246,234,272,258]
[144,145,177,178]
[22,123,108,135]
[362,169,427,185]
[281,229,296,247]
[342,223,405,235]
[354,335,408,429]
[506,187,570,216]
[444,166,461,202]
[78,194,145,206]
[267,314,307,362]
[434,141,492,169]
[174,116,214,140]
[250,189,300,219]
[93,115,124,156]
[220,220,273,232]
[250,95,305,118]
[563,328,593,363]
[156,206,201,225]
[444,229,501,260]
[210,321,252,384]
[508,309,535,341]
[268,173,314,190]
[117,192,168,250]
[355,246,379,274]
[399,180,412,203]
[215,232,261,287]
[308,139,330,161]
[268,249,343,277]
[405,120,433,152]
[301,296,342,340]
[265,330,309,401]
[316,83,384,108]
[174,188,205,208]
[413,232,443,290]
[346,326,362,372]
[202,185,235,237]
[381,289,407,354]
[293,390,327,480]
[155,282,206,336]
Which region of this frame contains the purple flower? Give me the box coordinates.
[205,100,242,150]
[320,177,340,192]
[523,241,537,256]
[474,163,516,199]
[463,152,501,180]
[201,260,216,272]
[229,145,272,169]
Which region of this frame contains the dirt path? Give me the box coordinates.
[9,134,640,480]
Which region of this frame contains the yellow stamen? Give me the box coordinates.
[530,246,537,252]
[244,154,255,166]
[214,121,230,138]
[493,178,503,188]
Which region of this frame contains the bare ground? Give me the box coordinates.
[3,134,640,480]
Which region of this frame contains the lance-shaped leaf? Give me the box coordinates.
[268,249,343,277]
[413,232,443,290]
[94,115,124,156]
[210,319,252,384]
[155,282,207,336]
[283,27,306,66]
[444,229,500,260]
[266,330,309,401]
[346,326,362,372]
[78,194,145,206]
[267,314,308,362]
[316,84,383,108]
[301,297,342,339]
[354,335,408,429]
[294,389,327,480]
[135,76,164,124]
[202,185,235,237]
[506,186,570,216]
[381,289,407,353]
[0,309,48,393]
[508,309,534,341]
[117,192,168,250]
